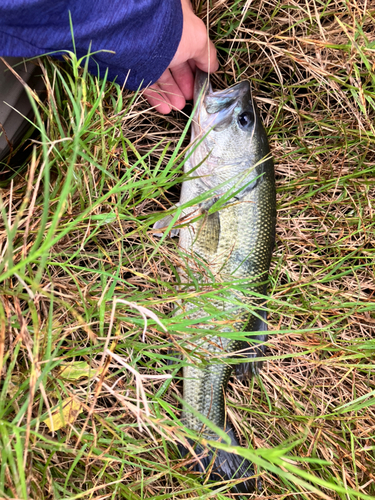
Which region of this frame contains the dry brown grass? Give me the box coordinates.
[0,0,374,498]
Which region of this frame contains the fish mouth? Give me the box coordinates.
[193,69,251,131]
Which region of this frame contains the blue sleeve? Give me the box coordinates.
[0,0,183,90]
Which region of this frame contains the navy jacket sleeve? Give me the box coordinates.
[0,0,183,90]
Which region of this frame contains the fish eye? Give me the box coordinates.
[238,111,254,129]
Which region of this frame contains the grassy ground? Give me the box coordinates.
[1,0,375,498]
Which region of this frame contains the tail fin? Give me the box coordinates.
[179,427,257,494]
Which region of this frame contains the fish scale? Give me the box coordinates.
[180,173,275,433]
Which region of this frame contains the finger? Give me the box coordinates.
[193,38,219,74]
[156,69,186,111]
[143,84,173,114]
[169,61,195,100]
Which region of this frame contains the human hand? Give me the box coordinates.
[144,0,219,114]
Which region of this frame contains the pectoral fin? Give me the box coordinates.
[195,210,220,255]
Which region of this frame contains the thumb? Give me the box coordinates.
[176,0,219,74]
[193,38,219,74]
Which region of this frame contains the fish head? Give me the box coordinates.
[190,69,272,194]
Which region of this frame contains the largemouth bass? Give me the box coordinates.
[155,70,276,493]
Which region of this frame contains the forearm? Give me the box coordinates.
[0,0,183,90]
